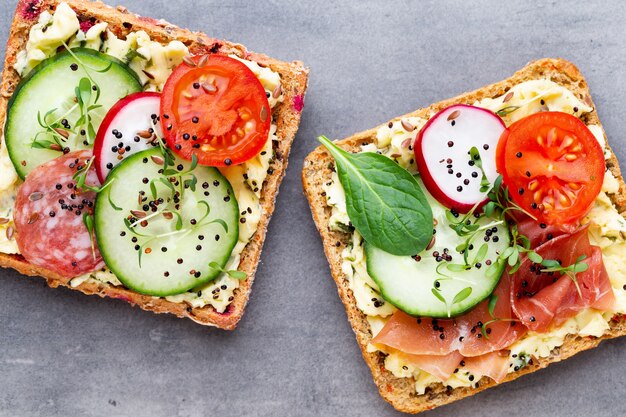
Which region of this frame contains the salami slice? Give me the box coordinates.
[14,151,104,278]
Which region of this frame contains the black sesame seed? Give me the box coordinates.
[518,188,524,195]
[70,63,78,71]
[49,211,55,217]
[161,247,167,252]
[55,183,62,190]
[214,235,219,241]
[183,133,190,140]
[175,144,182,150]
[539,223,547,229]
[456,172,462,178]
[457,186,463,192]
[464,179,470,185]
[196,245,202,251]
[447,141,454,147]
[483,144,489,150]
[177,258,183,264]
[192,117,199,123]
[224,158,232,166]
[526,171,531,177]
[516,151,523,158]
[193,82,200,89]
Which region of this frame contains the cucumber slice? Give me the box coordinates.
[365,179,510,318]
[5,48,142,179]
[95,148,239,296]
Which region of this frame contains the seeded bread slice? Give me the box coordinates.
[0,0,309,330]
[302,58,626,413]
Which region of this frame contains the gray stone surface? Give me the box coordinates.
[0,0,625,416]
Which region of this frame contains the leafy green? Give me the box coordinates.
[452,287,472,304]
[208,261,247,280]
[540,255,588,299]
[82,212,97,261]
[318,135,433,256]
[496,105,520,117]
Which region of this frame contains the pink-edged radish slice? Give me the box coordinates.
[415,104,505,213]
[94,92,163,183]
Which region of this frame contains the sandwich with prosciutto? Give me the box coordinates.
[303,58,626,413]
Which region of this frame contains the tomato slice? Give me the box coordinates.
[495,112,604,225]
[160,54,270,166]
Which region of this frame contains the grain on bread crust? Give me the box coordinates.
[0,0,309,330]
[302,58,626,413]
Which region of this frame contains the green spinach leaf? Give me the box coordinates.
[318,135,433,256]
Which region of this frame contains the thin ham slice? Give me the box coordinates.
[399,351,463,382]
[510,225,615,332]
[463,351,510,383]
[516,217,578,248]
[372,275,526,357]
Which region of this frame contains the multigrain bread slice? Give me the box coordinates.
[0,0,309,330]
[302,58,626,413]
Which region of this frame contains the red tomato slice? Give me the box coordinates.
[495,112,604,225]
[160,54,270,166]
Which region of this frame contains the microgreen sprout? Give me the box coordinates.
[208,262,247,280]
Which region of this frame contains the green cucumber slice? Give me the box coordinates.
[95,148,239,296]
[365,179,510,318]
[5,48,142,179]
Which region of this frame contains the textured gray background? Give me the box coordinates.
[0,1,625,416]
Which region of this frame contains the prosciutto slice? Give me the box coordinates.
[510,225,615,332]
[372,275,526,357]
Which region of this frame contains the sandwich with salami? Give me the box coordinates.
[0,0,308,329]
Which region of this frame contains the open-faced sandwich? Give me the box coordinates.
[303,59,626,412]
[0,0,308,329]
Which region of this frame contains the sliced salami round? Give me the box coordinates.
[14,150,104,278]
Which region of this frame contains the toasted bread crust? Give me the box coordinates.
[302,58,626,413]
[0,0,309,330]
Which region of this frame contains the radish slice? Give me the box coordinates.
[94,92,163,182]
[415,104,505,213]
